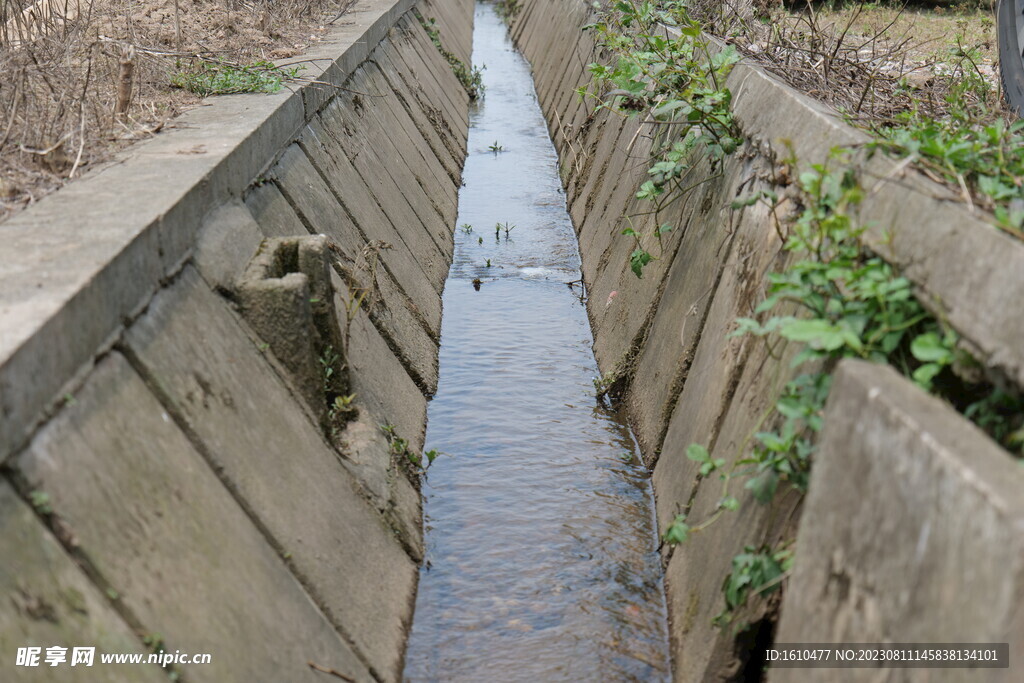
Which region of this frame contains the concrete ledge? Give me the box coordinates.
[728,62,1024,391]
[773,360,1024,683]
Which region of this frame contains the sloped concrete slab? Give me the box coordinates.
[773,360,1024,683]
[14,353,371,683]
[194,201,265,293]
[334,270,428,455]
[123,267,418,680]
[244,181,307,238]
[0,480,167,683]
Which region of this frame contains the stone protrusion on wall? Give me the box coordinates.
[236,235,348,425]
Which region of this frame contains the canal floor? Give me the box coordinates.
[402,4,672,680]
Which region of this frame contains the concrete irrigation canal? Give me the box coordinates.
[403,5,670,679]
[0,0,1022,681]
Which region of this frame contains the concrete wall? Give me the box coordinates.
[510,1,1024,680]
[0,0,473,681]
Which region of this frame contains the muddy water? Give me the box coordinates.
[402,4,671,681]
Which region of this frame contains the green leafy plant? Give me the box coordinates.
[488,141,504,153]
[28,490,52,515]
[669,155,1023,627]
[585,0,742,277]
[714,544,793,627]
[494,0,521,22]
[171,60,300,96]
[380,424,439,472]
[590,0,1024,634]
[329,393,357,421]
[319,346,340,391]
[461,223,474,234]
[662,514,690,546]
[417,12,485,99]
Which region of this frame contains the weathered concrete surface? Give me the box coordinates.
[193,201,266,292]
[0,0,465,463]
[0,480,167,683]
[0,0,472,680]
[773,360,1024,683]
[511,0,1024,679]
[15,353,372,683]
[267,140,442,394]
[124,267,418,679]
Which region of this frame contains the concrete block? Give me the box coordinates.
[244,182,307,238]
[235,236,348,421]
[193,200,265,293]
[14,353,372,683]
[123,267,418,679]
[772,360,1024,683]
[0,480,167,683]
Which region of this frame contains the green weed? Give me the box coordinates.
[171,60,300,96]
[417,12,485,99]
[585,0,741,277]
[28,490,52,515]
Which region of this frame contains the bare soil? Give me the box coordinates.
[0,0,354,223]
[705,0,1006,126]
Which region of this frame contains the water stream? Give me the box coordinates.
[403,4,672,680]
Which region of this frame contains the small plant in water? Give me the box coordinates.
[496,221,516,238]
[478,236,484,245]
[461,223,474,234]
[486,259,492,268]
[488,141,504,153]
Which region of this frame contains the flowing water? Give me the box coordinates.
[403,4,671,680]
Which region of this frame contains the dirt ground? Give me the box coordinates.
[809,2,997,74]
[0,0,354,223]
[723,0,1006,125]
